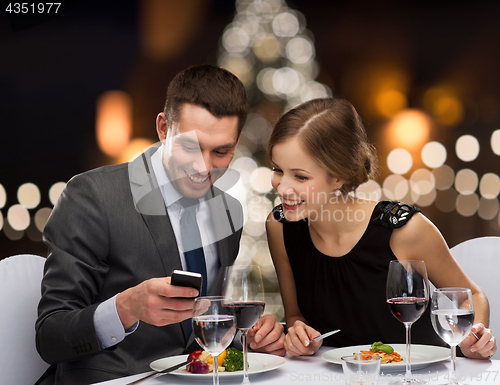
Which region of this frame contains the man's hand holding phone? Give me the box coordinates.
[116,271,202,330]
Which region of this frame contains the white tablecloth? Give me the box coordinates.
[93,347,500,385]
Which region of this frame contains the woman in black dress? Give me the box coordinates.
[265,97,496,359]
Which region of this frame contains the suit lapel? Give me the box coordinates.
[128,148,183,276]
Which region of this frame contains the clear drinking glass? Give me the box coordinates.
[431,288,475,385]
[192,296,237,385]
[386,260,430,385]
[223,265,265,384]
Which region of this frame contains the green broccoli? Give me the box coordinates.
[222,347,245,372]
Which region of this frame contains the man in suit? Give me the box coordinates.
[36,64,285,385]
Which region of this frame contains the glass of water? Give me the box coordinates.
[192,296,237,385]
[431,288,475,385]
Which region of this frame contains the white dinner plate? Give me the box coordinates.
[322,344,450,372]
[150,352,287,379]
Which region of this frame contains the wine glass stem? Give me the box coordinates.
[242,329,250,384]
[450,345,457,382]
[212,353,219,385]
[405,322,412,381]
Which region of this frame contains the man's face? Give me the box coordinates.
[156,103,240,199]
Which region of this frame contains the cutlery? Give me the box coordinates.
[125,359,192,385]
[310,329,340,344]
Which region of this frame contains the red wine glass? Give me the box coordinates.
[223,265,265,384]
[386,260,429,385]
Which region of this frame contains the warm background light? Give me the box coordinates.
[250,167,273,193]
[17,183,40,209]
[492,130,500,155]
[356,180,382,201]
[386,109,431,151]
[432,165,455,190]
[423,87,464,126]
[116,138,156,164]
[455,169,478,195]
[48,182,67,206]
[421,142,447,168]
[387,148,413,175]
[479,173,500,199]
[0,184,6,209]
[7,204,30,231]
[383,175,409,201]
[34,208,52,232]
[96,91,132,158]
[456,135,480,162]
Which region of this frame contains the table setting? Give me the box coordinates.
[93,260,498,385]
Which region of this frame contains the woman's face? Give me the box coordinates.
[271,137,339,222]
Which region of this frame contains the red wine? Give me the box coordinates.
[225,301,265,329]
[387,297,428,323]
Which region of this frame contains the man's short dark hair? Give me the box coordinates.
[164,64,248,137]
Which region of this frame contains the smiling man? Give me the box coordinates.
[35,64,285,385]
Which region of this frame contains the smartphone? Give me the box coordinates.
[170,270,203,297]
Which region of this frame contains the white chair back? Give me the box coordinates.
[0,254,50,384]
[450,236,500,359]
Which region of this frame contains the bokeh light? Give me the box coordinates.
[223,26,250,53]
[415,189,436,207]
[253,34,280,62]
[479,173,500,199]
[432,165,455,190]
[218,53,254,86]
[383,175,409,200]
[455,169,478,195]
[386,110,431,151]
[456,135,480,162]
[410,168,435,195]
[421,142,447,168]
[250,167,273,193]
[17,183,41,209]
[356,180,382,201]
[0,184,6,209]
[492,130,500,156]
[423,87,464,126]
[117,138,156,164]
[34,207,52,232]
[7,204,30,231]
[478,198,500,220]
[387,148,413,175]
[286,36,314,64]
[3,220,24,241]
[375,90,407,118]
[49,182,67,206]
[456,193,479,217]
[96,90,132,157]
[272,11,300,37]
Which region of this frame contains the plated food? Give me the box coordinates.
[322,343,450,372]
[358,342,402,364]
[150,352,287,378]
[185,347,244,374]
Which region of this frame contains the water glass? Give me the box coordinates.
[341,355,381,385]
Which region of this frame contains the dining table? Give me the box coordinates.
[93,346,500,385]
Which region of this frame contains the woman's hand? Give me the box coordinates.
[461,323,497,359]
[284,320,322,356]
[247,314,286,356]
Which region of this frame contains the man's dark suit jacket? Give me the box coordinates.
[35,148,243,385]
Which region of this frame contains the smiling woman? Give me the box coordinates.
[264,97,496,361]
